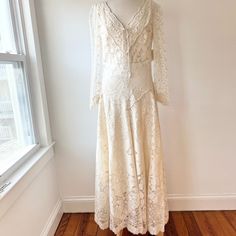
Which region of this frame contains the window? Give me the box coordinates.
[0,0,39,181]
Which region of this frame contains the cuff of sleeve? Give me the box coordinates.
[155,93,170,105]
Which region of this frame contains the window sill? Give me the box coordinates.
[0,141,56,219]
[0,143,41,178]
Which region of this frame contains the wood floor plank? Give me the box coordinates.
[55,211,236,236]
[83,213,99,236]
[76,213,90,236]
[55,213,71,236]
[96,227,115,236]
[171,211,189,236]
[214,211,236,236]
[193,211,219,236]
[222,210,236,231]
[181,211,202,236]
[204,211,226,235]
[73,213,83,236]
[63,213,81,236]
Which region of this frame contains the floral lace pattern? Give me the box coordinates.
[151,2,170,105]
[95,92,169,235]
[89,0,170,235]
[89,0,170,110]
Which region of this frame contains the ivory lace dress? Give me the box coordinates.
[89,0,170,234]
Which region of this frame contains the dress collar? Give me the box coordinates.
[103,0,151,31]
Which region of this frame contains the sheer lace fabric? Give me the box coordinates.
[89,0,170,110]
[89,0,170,235]
[95,91,169,235]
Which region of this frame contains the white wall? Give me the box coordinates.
[35,0,236,211]
[0,153,62,236]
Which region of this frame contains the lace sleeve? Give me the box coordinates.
[89,4,103,110]
[152,2,170,105]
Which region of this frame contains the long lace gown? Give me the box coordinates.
[89,0,170,234]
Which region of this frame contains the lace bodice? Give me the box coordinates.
[89,0,170,110]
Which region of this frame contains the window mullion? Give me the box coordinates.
[0,53,25,62]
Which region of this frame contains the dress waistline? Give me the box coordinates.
[103,58,153,66]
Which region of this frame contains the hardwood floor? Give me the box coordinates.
[54,211,236,236]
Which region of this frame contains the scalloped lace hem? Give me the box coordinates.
[94,212,169,235]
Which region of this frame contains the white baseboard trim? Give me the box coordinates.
[63,195,95,212]
[62,193,236,212]
[168,193,236,211]
[40,198,63,236]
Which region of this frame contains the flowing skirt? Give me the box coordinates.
[94,89,169,235]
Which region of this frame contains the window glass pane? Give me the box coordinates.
[0,63,35,169]
[0,0,17,53]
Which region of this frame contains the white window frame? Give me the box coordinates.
[0,0,55,208]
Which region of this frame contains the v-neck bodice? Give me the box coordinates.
[103,0,148,30]
[98,0,152,57]
[102,0,151,31]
